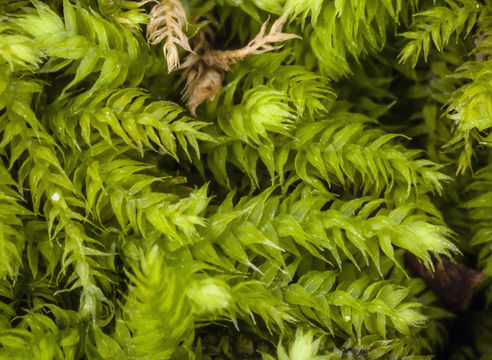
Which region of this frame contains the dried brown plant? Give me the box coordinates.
[202,12,300,71]
[140,0,192,72]
[182,66,223,117]
[405,252,486,311]
[181,12,301,115]
[475,32,489,61]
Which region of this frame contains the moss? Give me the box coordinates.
[0,0,491,358]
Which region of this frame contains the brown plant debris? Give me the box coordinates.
[475,32,490,62]
[181,12,301,115]
[140,0,192,72]
[405,252,486,311]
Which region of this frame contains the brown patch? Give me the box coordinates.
[182,66,223,116]
[405,252,486,311]
[200,12,301,71]
[140,0,192,72]
[180,12,301,115]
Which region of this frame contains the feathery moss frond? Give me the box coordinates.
[14,0,148,97]
[205,106,450,198]
[0,163,31,280]
[71,140,211,246]
[283,269,427,340]
[97,0,148,31]
[0,0,489,358]
[45,88,214,158]
[218,50,336,119]
[399,0,491,173]
[464,163,492,302]
[200,184,457,275]
[123,245,195,359]
[261,328,326,360]
[309,0,401,80]
[218,85,296,145]
[0,27,42,72]
[0,306,82,359]
[399,0,483,66]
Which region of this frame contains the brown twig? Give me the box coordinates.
[180,12,301,115]
[405,252,486,311]
[140,0,192,72]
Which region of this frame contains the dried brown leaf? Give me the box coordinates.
[181,12,300,115]
[202,12,301,71]
[405,252,486,311]
[140,0,192,72]
[183,65,223,116]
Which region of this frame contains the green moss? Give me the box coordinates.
[0,0,491,358]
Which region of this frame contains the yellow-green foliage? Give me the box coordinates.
[0,0,491,359]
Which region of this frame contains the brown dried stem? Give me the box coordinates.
[181,12,300,115]
[405,252,486,311]
[201,12,300,71]
[140,0,192,72]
